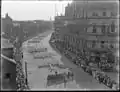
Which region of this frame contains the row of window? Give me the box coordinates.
[91,11,116,17]
[71,11,117,18]
[86,41,118,49]
[86,24,117,33]
[64,34,118,50]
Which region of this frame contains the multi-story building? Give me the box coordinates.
[2,13,13,33]
[53,0,119,64]
[1,37,16,90]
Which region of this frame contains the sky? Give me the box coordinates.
[1,0,73,21]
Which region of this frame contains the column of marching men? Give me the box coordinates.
[49,32,119,90]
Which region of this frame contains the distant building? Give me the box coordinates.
[2,13,13,32]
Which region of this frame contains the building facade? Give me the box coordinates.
[53,0,119,63]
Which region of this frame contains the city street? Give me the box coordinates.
[23,31,110,90]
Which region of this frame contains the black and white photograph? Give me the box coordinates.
[1,0,119,91]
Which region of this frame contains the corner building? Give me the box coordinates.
[53,0,119,64]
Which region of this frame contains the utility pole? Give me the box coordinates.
[25,62,28,86]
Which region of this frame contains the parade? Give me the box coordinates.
[1,0,119,91]
[49,36,119,90]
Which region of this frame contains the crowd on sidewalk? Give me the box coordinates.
[14,49,29,90]
[16,61,28,90]
[49,35,119,90]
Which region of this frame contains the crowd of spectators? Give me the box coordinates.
[49,34,119,90]
[16,60,29,91]
[13,44,29,90]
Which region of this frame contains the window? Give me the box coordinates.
[101,41,105,48]
[101,25,106,33]
[92,41,96,48]
[87,42,92,48]
[103,11,106,16]
[111,12,115,16]
[97,27,102,34]
[110,22,115,33]
[87,27,93,33]
[93,25,96,33]
[92,12,98,16]
[97,42,101,48]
